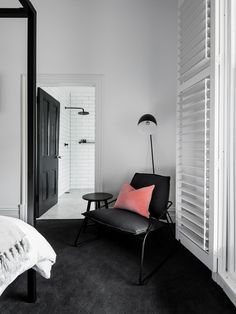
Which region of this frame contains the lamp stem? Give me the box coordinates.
[150,134,155,174]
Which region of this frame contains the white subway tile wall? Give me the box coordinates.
[42,86,95,194]
[70,87,95,189]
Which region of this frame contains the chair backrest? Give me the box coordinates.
[130,173,170,219]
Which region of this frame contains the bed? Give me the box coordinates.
[0,215,56,299]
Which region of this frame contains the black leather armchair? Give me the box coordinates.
[75,173,174,284]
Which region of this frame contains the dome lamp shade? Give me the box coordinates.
[137,114,157,134]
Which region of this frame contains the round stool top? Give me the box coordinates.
[82,192,113,202]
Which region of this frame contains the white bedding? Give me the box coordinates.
[0,216,56,295]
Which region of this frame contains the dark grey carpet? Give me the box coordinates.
[0,219,235,314]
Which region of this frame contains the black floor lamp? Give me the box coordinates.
[138,114,157,174]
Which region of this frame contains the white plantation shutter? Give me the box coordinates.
[176,0,215,269]
[179,0,211,83]
[177,78,210,251]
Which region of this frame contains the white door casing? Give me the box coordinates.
[213,0,236,307]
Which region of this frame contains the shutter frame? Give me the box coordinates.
[176,0,215,270]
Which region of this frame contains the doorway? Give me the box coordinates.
[20,74,103,221]
[37,85,96,219]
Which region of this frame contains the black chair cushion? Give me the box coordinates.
[83,208,165,235]
[130,173,170,219]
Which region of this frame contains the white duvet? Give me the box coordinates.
[0,215,56,296]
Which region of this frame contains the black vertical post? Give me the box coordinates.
[26,2,37,303]
[150,134,155,174]
[27,268,36,303]
[26,1,37,227]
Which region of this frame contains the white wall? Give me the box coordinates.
[0,0,177,216]
[0,5,26,216]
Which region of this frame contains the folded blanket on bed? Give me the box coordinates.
[0,220,30,285]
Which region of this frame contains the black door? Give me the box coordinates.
[37,88,60,218]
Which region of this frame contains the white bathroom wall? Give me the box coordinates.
[0,0,177,217]
[70,87,95,189]
[42,87,71,196]
[58,94,71,196]
[42,86,95,192]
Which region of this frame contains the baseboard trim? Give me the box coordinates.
[0,208,19,218]
[212,272,236,307]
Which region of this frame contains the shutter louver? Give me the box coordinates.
[177,0,213,268]
[179,0,211,83]
[177,78,210,252]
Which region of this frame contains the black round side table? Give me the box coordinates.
[82,192,113,212]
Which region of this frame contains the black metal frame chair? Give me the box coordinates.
[75,173,175,285]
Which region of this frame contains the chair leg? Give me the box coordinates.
[138,222,177,285]
[139,231,151,285]
[166,212,175,238]
[83,201,91,233]
[167,211,174,225]
[74,218,88,247]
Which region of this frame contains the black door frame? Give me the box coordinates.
[0,0,37,302]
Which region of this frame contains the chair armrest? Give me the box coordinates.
[147,201,173,225]
[149,216,159,223]
[99,198,117,209]
[167,201,173,209]
[158,201,173,220]
[147,216,157,231]
[108,199,117,205]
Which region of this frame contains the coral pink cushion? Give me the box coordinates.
[114,183,155,218]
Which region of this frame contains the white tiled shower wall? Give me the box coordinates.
[70,87,95,189]
[42,86,95,195]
